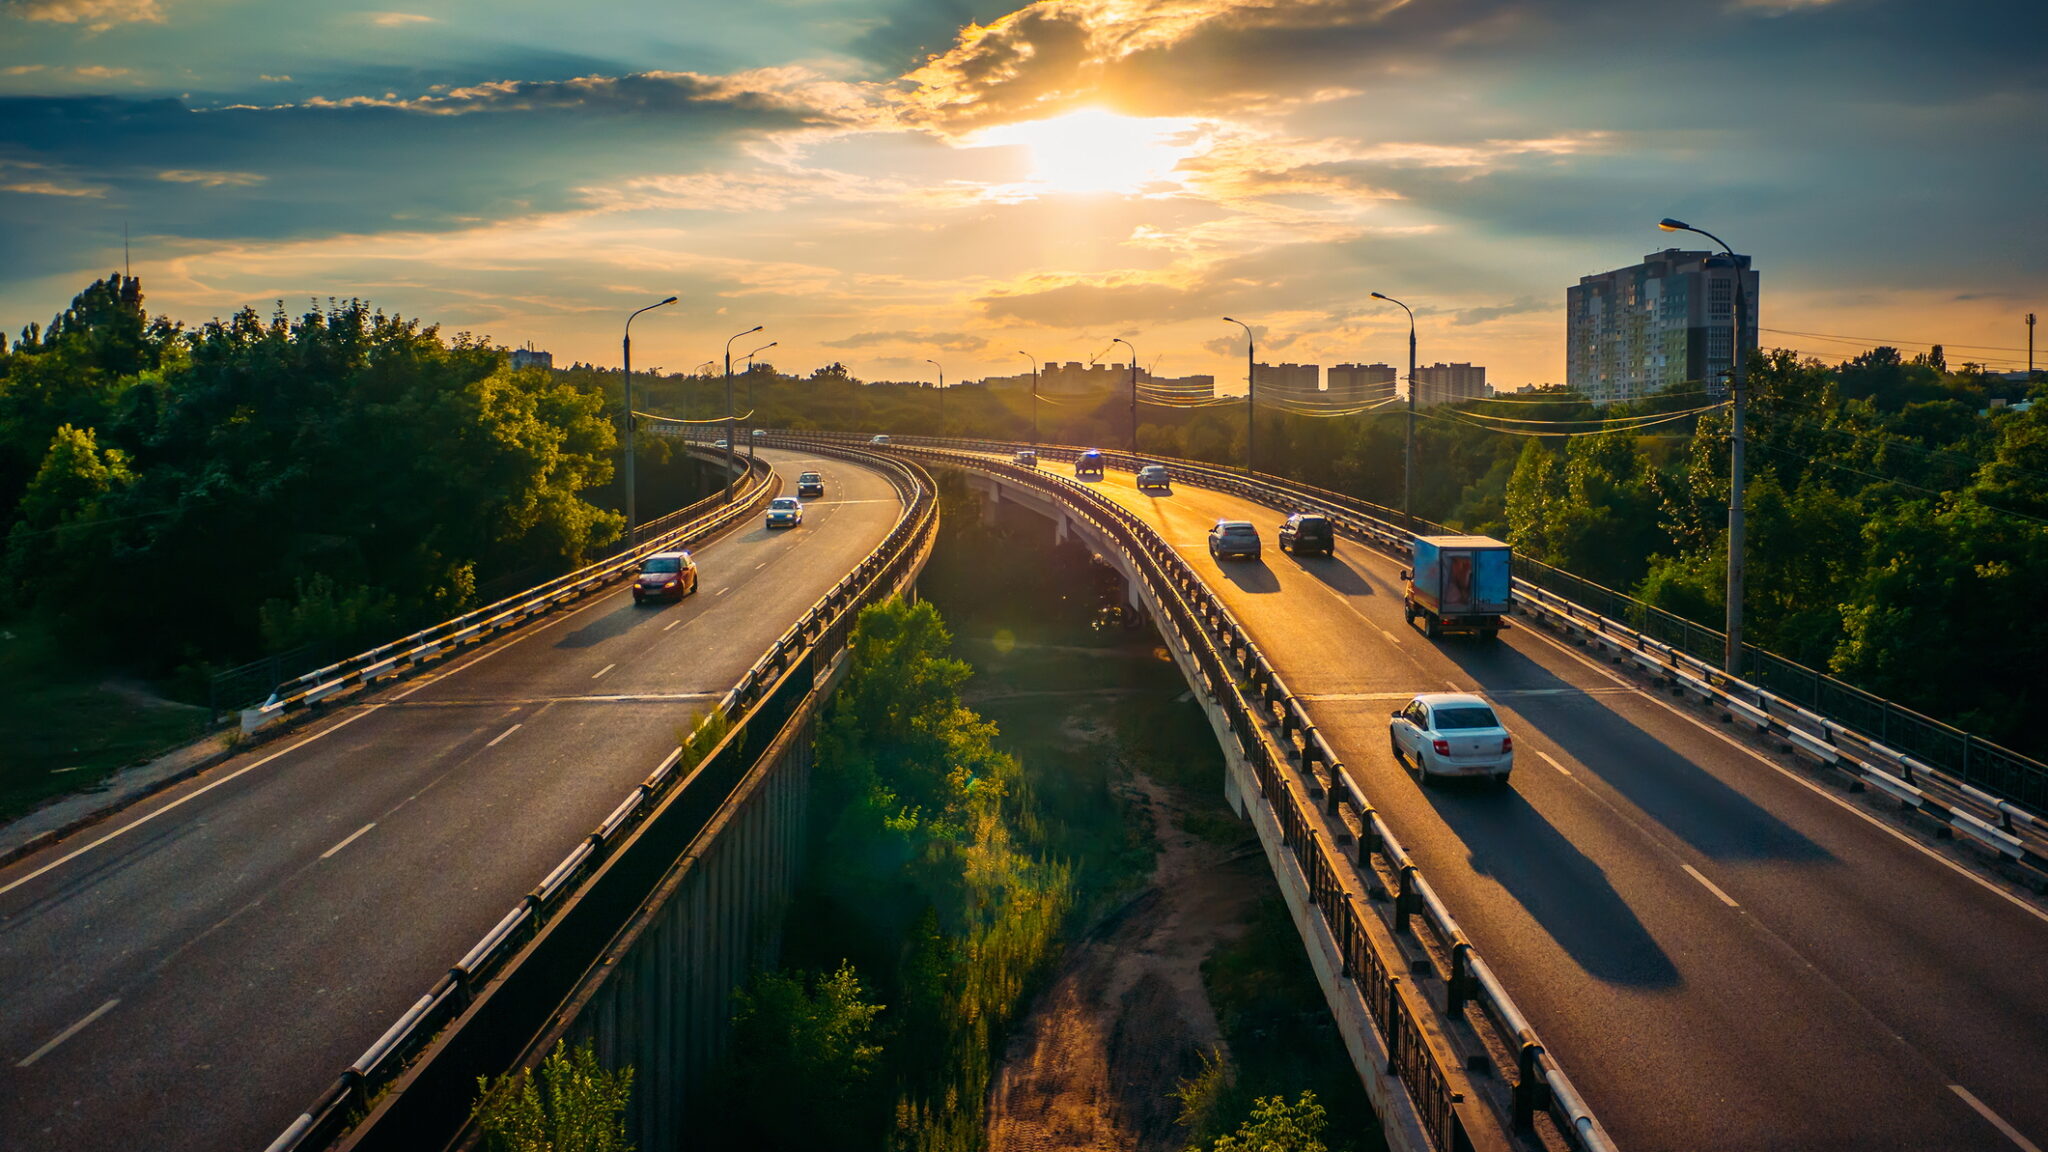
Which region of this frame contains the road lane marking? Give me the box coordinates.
[1374,625,1400,643]
[1537,750,1572,776]
[1681,863,1740,908]
[319,823,376,860]
[485,723,521,747]
[1951,1085,2045,1152]
[17,1000,118,1068]
[1514,621,2048,928]
[755,562,766,570]
[591,664,615,680]
[663,618,683,631]
[715,587,730,596]
[1445,681,1462,692]
[0,707,383,899]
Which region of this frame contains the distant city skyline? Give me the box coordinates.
[1,0,2041,390]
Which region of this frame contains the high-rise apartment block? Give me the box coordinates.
[1326,363,1398,405]
[1412,362,1487,407]
[1567,248,1759,404]
[1253,362,1321,401]
[510,346,554,371]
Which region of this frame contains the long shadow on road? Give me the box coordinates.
[1445,638,1833,866]
[1213,559,1281,594]
[1286,553,1377,597]
[1424,781,1682,988]
[555,599,671,649]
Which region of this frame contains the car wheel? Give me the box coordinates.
[1416,752,1435,786]
[1424,614,1440,639]
[1388,733,1405,766]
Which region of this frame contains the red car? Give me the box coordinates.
[632,551,698,604]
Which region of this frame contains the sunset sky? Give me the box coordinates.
[2,0,2042,390]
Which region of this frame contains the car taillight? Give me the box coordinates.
[1432,739,1451,757]
[1501,735,1513,753]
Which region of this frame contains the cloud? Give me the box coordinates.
[1449,298,1549,326]
[158,168,266,187]
[259,74,292,83]
[72,65,130,78]
[4,0,162,30]
[4,65,47,75]
[366,11,436,27]
[977,273,1205,327]
[823,329,990,352]
[2,179,104,197]
[270,67,875,126]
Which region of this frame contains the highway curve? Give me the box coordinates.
[1015,455,2048,1152]
[0,448,906,1152]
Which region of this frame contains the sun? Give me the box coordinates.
[971,109,1204,195]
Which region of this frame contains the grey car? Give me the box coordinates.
[1207,519,1262,560]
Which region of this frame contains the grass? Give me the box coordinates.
[0,615,211,823]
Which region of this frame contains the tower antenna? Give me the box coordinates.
[124,222,130,278]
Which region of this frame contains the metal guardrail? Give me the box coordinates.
[841,438,1612,1152]
[263,443,937,1152]
[799,430,2048,839]
[241,450,777,733]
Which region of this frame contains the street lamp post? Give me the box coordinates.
[1371,292,1417,527]
[1017,351,1039,445]
[723,324,762,500]
[1112,337,1137,456]
[924,359,944,431]
[622,296,678,539]
[743,341,776,458]
[1222,317,1254,474]
[1659,216,1751,676]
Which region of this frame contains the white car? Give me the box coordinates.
[714,438,729,448]
[765,496,803,528]
[1388,693,1514,787]
[869,434,891,445]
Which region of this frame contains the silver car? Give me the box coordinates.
[1388,693,1514,787]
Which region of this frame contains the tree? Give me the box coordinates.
[721,963,885,1151]
[2,424,136,612]
[1197,1091,1329,1152]
[471,1040,635,1152]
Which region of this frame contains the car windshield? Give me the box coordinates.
[771,498,799,510]
[643,557,681,574]
[1432,706,1500,730]
[799,473,820,482]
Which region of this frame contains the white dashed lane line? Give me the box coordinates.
[663,618,683,631]
[591,664,615,680]
[1681,863,1741,908]
[319,823,376,860]
[1950,1085,2045,1152]
[1536,749,1572,776]
[485,723,521,748]
[16,999,118,1068]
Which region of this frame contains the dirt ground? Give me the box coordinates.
[986,770,1267,1152]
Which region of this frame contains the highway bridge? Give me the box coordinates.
[857,436,2048,1152]
[0,448,913,1152]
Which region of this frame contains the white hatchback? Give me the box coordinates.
[1388,693,1514,787]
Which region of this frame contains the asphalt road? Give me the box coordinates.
[0,448,905,1152]
[1057,459,2048,1152]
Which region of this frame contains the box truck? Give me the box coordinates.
[1402,535,1512,640]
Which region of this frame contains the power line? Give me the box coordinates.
[1416,403,1723,439]
[1435,400,1729,429]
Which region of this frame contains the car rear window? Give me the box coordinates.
[1297,516,1330,531]
[1432,706,1500,730]
[1221,525,1257,537]
[643,557,681,573]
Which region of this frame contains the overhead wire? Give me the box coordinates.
[1416,403,1724,439]
[1433,400,1729,430]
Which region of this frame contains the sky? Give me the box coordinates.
[1,0,2044,391]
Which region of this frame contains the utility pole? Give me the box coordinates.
[1372,293,1417,527]
[925,359,944,431]
[1223,317,1255,474]
[2030,312,2036,377]
[723,324,761,500]
[622,296,678,539]
[1017,351,1039,445]
[743,341,775,458]
[1660,217,1750,676]
[1113,338,1138,456]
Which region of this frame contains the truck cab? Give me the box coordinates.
[1401,535,1512,640]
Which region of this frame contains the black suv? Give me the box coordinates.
[797,471,824,498]
[1277,513,1335,557]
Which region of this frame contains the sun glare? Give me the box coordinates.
[972,109,1204,195]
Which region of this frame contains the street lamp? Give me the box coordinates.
[1112,337,1137,456]
[1222,317,1254,474]
[924,359,944,431]
[622,296,678,539]
[1017,351,1039,446]
[1659,216,1751,675]
[1371,292,1418,527]
[723,324,762,500]
[743,341,776,458]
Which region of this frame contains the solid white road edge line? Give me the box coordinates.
[0,707,383,899]
[1681,863,1741,908]
[485,723,521,748]
[1536,750,1572,776]
[1514,621,2048,928]
[319,823,376,860]
[16,999,118,1068]
[1951,1085,2045,1152]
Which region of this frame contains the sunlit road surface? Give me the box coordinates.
[1033,455,2048,1152]
[0,449,904,1152]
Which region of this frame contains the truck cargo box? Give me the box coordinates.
[1407,535,1512,632]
